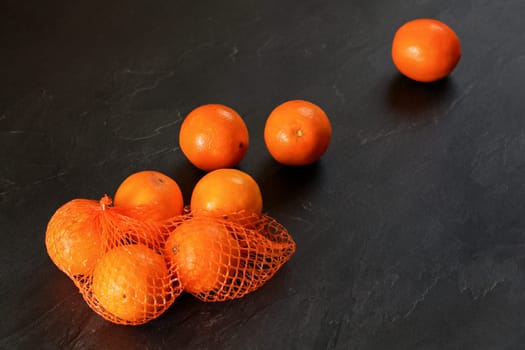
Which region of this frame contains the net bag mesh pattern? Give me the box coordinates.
[163,211,296,302]
[45,196,182,325]
[46,196,296,325]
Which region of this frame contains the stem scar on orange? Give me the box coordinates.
[91,244,174,324]
[190,168,263,216]
[264,100,332,166]
[391,18,461,82]
[179,104,249,171]
[113,170,184,222]
[164,217,240,296]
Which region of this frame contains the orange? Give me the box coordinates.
[391,18,461,82]
[190,168,262,216]
[179,104,249,171]
[264,100,332,166]
[45,198,105,277]
[164,217,240,296]
[92,244,173,324]
[113,170,184,222]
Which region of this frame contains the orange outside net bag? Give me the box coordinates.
[163,211,296,302]
[45,195,182,325]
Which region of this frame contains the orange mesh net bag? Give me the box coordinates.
[45,195,182,325]
[163,211,296,302]
[46,195,296,323]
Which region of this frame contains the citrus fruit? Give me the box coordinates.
[113,170,184,222]
[391,18,461,82]
[190,168,263,216]
[264,99,332,166]
[92,244,173,324]
[164,217,240,296]
[179,104,249,171]
[45,198,105,277]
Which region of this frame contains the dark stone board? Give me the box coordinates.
[2,0,525,349]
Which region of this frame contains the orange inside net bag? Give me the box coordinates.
[163,211,296,302]
[45,195,182,325]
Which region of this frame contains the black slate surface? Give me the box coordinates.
[3,0,525,349]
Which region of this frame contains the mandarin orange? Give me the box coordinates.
[164,217,240,296]
[113,170,184,222]
[179,104,249,171]
[392,18,461,82]
[91,244,173,324]
[264,100,332,166]
[45,198,105,277]
[190,168,262,216]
